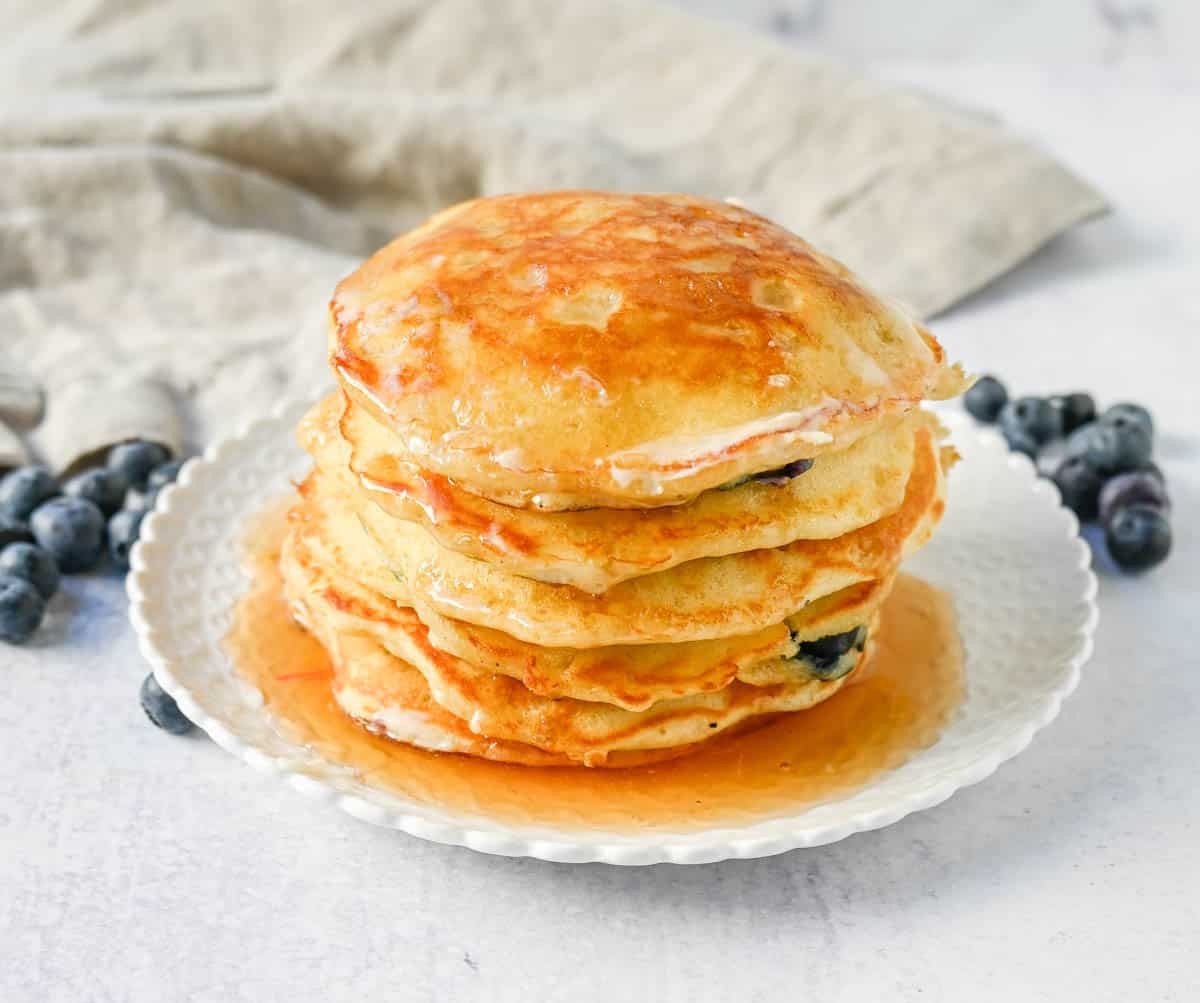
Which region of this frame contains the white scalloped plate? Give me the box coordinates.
[128,403,1097,865]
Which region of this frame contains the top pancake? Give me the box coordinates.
[329,191,967,510]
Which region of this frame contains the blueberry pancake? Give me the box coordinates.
[281,519,875,766]
[329,191,967,511]
[276,190,966,767]
[284,471,894,712]
[298,415,946,648]
[325,392,924,593]
[282,557,691,769]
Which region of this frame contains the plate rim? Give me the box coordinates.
[127,400,1099,866]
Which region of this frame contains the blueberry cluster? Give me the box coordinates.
[0,440,194,734]
[963,377,1171,572]
[0,440,180,640]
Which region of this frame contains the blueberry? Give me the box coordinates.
[964,375,1008,423]
[720,459,814,491]
[107,440,171,490]
[140,673,193,735]
[793,625,867,681]
[1105,504,1171,572]
[1049,392,1096,435]
[1004,428,1039,459]
[1000,397,1062,448]
[1085,420,1152,476]
[1135,461,1166,488]
[0,515,33,547]
[0,543,60,599]
[1036,438,1068,479]
[108,508,145,570]
[146,459,186,491]
[30,497,106,573]
[0,574,45,644]
[1063,422,1095,456]
[1052,455,1104,520]
[1098,471,1170,526]
[63,467,128,517]
[123,486,160,514]
[750,458,814,485]
[1099,402,1153,440]
[0,466,59,521]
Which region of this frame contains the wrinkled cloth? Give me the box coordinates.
[0,0,1106,471]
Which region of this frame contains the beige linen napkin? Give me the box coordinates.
[0,0,1105,471]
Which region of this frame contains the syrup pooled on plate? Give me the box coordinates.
[226,505,964,833]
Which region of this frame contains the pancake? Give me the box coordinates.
[303,414,949,647]
[329,191,968,510]
[319,392,923,593]
[266,189,970,770]
[411,576,892,710]
[324,632,698,768]
[281,529,691,768]
[282,517,868,764]
[286,466,893,710]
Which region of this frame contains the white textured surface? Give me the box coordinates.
[126,405,1096,865]
[3,64,1200,1003]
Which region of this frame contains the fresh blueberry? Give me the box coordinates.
[1052,455,1104,520]
[1062,422,1098,460]
[1000,397,1062,448]
[1085,420,1152,475]
[108,508,145,570]
[0,543,60,600]
[1098,471,1170,527]
[792,625,867,681]
[1049,392,1096,435]
[140,673,194,735]
[29,497,106,573]
[107,440,171,490]
[1099,402,1153,440]
[1036,438,1068,479]
[146,459,186,491]
[1105,504,1171,572]
[964,375,1008,423]
[63,467,128,517]
[123,484,162,514]
[1135,461,1166,488]
[0,466,59,521]
[1004,428,1039,459]
[0,515,33,547]
[0,574,45,644]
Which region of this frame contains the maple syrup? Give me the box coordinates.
[226,504,964,832]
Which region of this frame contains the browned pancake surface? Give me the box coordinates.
[330,191,966,509]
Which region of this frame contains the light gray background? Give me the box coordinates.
[3,4,1199,1001]
[676,0,1198,71]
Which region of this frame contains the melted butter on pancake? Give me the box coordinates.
[600,400,838,491]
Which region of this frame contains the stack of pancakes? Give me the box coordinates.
[281,191,967,768]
